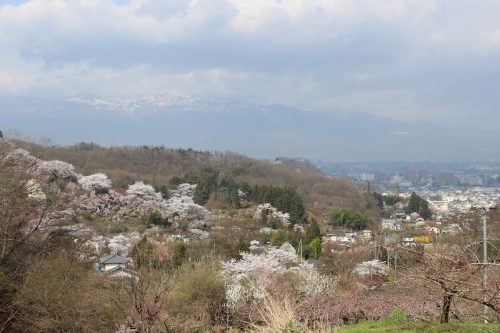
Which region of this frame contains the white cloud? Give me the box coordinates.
[1,0,500,127]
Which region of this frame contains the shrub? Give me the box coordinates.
[167,262,227,331]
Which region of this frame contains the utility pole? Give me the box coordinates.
[299,239,303,262]
[482,207,489,323]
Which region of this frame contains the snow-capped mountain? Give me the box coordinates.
[66,94,211,114]
[1,95,500,162]
[64,94,256,114]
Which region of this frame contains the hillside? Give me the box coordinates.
[2,139,498,333]
[21,141,379,225]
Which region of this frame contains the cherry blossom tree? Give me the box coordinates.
[126,181,163,202]
[4,148,41,167]
[255,203,291,225]
[25,179,47,202]
[38,160,77,180]
[221,243,335,309]
[169,183,197,198]
[78,173,112,193]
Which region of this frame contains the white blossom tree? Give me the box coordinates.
[78,173,112,193]
[169,183,197,198]
[38,160,77,180]
[255,203,291,225]
[126,181,163,202]
[25,179,47,201]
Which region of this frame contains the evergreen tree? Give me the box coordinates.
[406,192,432,219]
[308,238,322,259]
[329,208,368,230]
[305,218,321,243]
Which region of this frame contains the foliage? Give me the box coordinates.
[147,210,170,227]
[171,241,187,268]
[304,238,322,260]
[256,203,291,226]
[27,142,378,224]
[14,252,126,332]
[305,219,321,243]
[131,236,156,270]
[372,192,402,208]
[406,192,431,219]
[268,229,302,249]
[329,208,368,230]
[250,185,306,224]
[168,262,227,330]
[171,168,219,205]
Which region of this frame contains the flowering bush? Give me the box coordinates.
[38,160,77,180]
[25,179,47,202]
[295,262,336,297]
[78,173,112,193]
[4,148,41,167]
[74,191,135,216]
[255,203,290,225]
[353,259,387,277]
[165,195,211,221]
[74,182,212,225]
[126,181,163,202]
[169,183,197,198]
[222,242,337,311]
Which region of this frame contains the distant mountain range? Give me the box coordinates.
[1,94,499,162]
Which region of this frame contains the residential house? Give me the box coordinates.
[381,219,396,231]
[171,230,197,242]
[358,229,373,241]
[394,210,406,219]
[96,254,137,279]
[415,218,426,228]
[324,231,356,244]
[97,254,128,272]
[402,234,415,246]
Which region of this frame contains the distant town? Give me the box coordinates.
[317,161,500,215]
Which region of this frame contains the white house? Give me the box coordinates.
[381,219,396,231]
[97,254,128,272]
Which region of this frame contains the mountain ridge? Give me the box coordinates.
[1,94,499,162]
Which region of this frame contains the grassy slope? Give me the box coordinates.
[334,319,500,333]
[21,141,380,225]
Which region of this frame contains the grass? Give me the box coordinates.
[331,312,500,333]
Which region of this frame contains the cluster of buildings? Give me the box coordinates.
[322,229,373,249]
[422,187,500,217]
[327,162,500,190]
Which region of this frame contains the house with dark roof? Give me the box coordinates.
[170,230,197,242]
[97,254,128,273]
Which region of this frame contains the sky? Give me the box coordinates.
[1,0,500,130]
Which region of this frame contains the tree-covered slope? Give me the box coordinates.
[22,141,378,224]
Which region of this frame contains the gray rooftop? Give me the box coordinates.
[100,254,127,265]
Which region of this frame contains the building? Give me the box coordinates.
[97,254,128,272]
[381,219,396,231]
[358,229,373,241]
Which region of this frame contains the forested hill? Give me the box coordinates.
[21,141,378,223]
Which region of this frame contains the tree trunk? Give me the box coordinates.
[440,294,453,323]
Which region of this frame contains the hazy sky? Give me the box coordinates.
[1,0,500,129]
